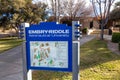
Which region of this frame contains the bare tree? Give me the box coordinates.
[49,0,58,21]
[61,0,92,19]
[49,0,93,22]
[91,0,115,40]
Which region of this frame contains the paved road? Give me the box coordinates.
[0,45,23,80]
[0,35,95,80]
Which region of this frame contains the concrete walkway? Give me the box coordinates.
[80,35,96,45]
[104,35,120,55]
[107,41,120,55]
[0,45,23,80]
[104,35,112,41]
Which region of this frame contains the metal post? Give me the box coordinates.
[22,42,27,80]
[72,41,80,80]
[27,70,32,80]
[22,47,32,80]
[21,23,32,80]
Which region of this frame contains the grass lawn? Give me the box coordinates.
[80,39,120,80]
[33,39,120,80]
[0,37,23,53]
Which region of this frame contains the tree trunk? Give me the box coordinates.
[100,24,104,40]
[54,0,57,22]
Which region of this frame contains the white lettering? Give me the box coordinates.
[28,30,69,34]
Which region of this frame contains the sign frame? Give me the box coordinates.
[25,22,72,72]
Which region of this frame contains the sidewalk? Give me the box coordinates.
[104,35,112,41]
[81,34,120,55]
[80,35,96,45]
[104,35,120,55]
[0,45,23,80]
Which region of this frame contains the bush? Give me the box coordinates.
[118,41,120,51]
[112,32,120,43]
[82,28,87,34]
[60,17,72,26]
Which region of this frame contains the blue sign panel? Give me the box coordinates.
[25,22,72,72]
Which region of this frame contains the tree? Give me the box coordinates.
[49,0,92,22]
[0,0,47,33]
[13,1,47,36]
[110,1,120,31]
[61,0,92,19]
[110,1,120,20]
[0,0,28,32]
[49,0,58,21]
[91,0,115,40]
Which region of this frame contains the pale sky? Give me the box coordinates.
[32,0,91,5]
[32,0,119,11]
[32,0,119,6]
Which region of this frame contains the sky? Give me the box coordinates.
[32,0,92,9]
[32,0,90,5]
[32,0,119,15]
[32,0,119,7]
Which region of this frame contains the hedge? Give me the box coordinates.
[82,28,87,34]
[112,32,120,43]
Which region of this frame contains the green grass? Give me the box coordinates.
[33,39,120,80]
[0,37,23,53]
[80,39,120,80]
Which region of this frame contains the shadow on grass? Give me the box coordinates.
[80,39,120,70]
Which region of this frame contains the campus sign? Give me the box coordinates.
[25,22,72,72]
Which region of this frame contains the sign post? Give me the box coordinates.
[23,22,80,80]
[72,41,80,80]
[21,23,31,80]
[72,21,80,80]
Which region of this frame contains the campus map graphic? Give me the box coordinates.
[30,41,68,68]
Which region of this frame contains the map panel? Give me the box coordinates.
[30,41,68,68]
